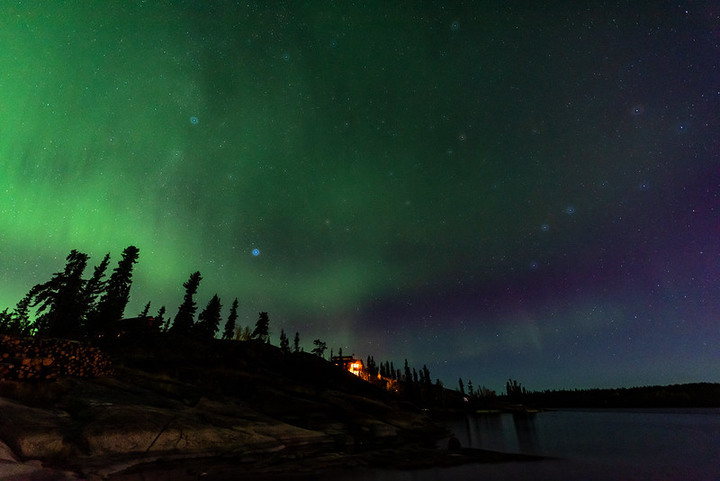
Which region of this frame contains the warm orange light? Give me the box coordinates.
[349,362,362,376]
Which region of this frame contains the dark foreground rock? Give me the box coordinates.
[0,337,546,479]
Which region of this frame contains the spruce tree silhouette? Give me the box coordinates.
[170,271,202,336]
[293,331,300,352]
[422,365,432,385]
[32,249,89,338]
[279,329,290,352]
[251,312,270,342]
[6,284,42,335]
[139,301,151,318]
[88,246,140,336]
[81,253,110,329]
[222,298,238,340]
[156,305,167,331]
[196,294,222,339]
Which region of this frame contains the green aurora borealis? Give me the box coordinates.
[1,2,718,390]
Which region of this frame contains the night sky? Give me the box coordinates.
[1,2,718,391]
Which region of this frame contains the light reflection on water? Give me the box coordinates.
[431,408,720,481]
[110,409,720,481]
[341,408,720,481]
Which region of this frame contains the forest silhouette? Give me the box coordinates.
[0,247,457,404]
[1,246,717,409]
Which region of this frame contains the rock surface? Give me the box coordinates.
[0,337,541,479]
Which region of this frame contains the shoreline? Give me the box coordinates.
[104,446,549,481]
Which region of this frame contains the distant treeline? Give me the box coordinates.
[518,383,720,408]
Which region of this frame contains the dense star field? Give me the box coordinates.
[1,2,718,391]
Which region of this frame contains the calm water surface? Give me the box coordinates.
[112,409,720,480]
[344,408,720,481]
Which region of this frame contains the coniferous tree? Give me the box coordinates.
[32,249,89,338]
[467,379,474,398]
[9,284,42,335]
[251,312,270,342]
[279,329,290,353]
[311,339,327,358]
[81,253,110,327]
[422,365,431,385]
[367,356,378,377]
[413,368,419,384]
[222,298,238,340]
[196,294,222,339]
[404,359,412,383]
[170,271,202,336]
[139,301,151,318]
[156,305,167,331]
[293,331,300,352]
[89,246,140,335]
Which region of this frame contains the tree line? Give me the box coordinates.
[0,246,492,404]
[0,247,140,339]
[0,247,394,369]
[0,247,303,348]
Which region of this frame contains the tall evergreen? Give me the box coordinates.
[9,284,42,335]
[293,331,300,352]
[139,301,151,318]
[170,271,202,336]
[81,253,110,327]
[222,298,238,340]
[196,294,222,339]
[33,249,89,338]
[422,364,431,385]
[279,329,290,352]
[156,305,167,331]
[251,312,270,342]
[89,246,140,335]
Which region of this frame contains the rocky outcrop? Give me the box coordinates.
[0,372,380,479]
[0,337,453,479]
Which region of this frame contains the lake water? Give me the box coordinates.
[341,408,720,481]
[109,409,720,480]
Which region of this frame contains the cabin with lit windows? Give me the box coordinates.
[331,355,399,391]
[332,355,365,377]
